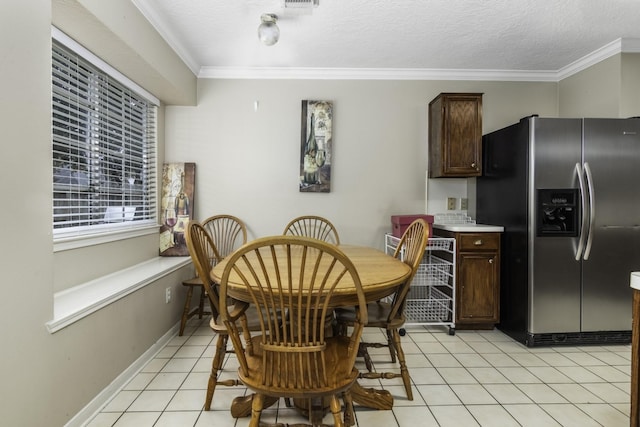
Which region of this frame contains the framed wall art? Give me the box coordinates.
[160,162,196,256]
[300,100,332,193]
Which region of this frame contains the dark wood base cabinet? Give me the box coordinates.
[436,230,501,330]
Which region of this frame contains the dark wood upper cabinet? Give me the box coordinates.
[429,93,483,177]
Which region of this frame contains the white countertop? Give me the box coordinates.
[631,272,640,290]
[433,223,504,233]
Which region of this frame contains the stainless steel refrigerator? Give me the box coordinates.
[476,116,640,346]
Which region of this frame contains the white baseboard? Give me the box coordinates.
[65,323,179,427]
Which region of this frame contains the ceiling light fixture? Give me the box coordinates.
[258,14,280,46]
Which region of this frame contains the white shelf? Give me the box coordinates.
[47,256,191,333]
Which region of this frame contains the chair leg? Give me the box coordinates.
[333,320,348,337]
[391,328,413,400]
[358,342,373,372]
[204,334,228,410]
[207,288,217,319]
[179,286,194,336]
[329,395,344,427]
[249,393,265,427]
[386,329,397,363]
[343,391,355,427]
[197,286,206,319]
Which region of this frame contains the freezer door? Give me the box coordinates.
[581,118,640,332]
[529,118,583,335]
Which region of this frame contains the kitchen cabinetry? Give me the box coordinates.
[428,92,483,177]
[435,228,500,329]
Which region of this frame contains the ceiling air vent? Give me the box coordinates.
[284,0,319,8]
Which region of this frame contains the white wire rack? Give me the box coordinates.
[385,234,456,334]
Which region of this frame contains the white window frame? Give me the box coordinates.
[52,27,160,251]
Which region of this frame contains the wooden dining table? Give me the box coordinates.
[210,244,412,419]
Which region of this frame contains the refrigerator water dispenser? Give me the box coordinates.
[537,189,579,236]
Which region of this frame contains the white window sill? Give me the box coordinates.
[46,256,191,333]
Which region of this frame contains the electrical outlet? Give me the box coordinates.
[460,198,468,210]
[165,287,172,304]
[447,197,456,210]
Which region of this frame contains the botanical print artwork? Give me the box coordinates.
[160,162,196,256]
[300,100,332,193]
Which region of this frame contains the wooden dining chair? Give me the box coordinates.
[283,215,340,245]
[202,214,248,258]
[334,218,429,400]
[179,214,247,335]
[185,221,258,412]
[219,235,367,427]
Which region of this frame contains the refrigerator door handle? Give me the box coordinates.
[575,162,588,261]
[583,162,595,260]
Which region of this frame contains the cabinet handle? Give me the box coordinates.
[474,239,483,246]
[471,162,477,168]
[489,259,493,264]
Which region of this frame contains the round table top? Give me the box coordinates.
[211,244,412,306]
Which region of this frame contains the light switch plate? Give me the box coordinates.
[447,197,456,210]
[460,198,468,210]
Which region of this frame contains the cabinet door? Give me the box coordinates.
[443,96,482,176]
[429,93,482,178]
[457,252,499,323]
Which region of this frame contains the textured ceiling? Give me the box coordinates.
[132,0,640,79]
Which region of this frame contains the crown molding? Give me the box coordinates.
[557,37,640,80]
[199,37,640,82]
[198,66,559,81]
[557,38,621,80]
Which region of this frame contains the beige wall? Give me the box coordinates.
[559,52,640,118]
[621,53,640,118]
[165,79,557,247]
[49,267,190,421]
[1,1,55,425]
[0,1,196,426]
[559,55,622,117]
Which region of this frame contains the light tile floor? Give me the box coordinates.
[84,318,631,426]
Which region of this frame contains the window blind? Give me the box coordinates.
[52,39,157,235]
